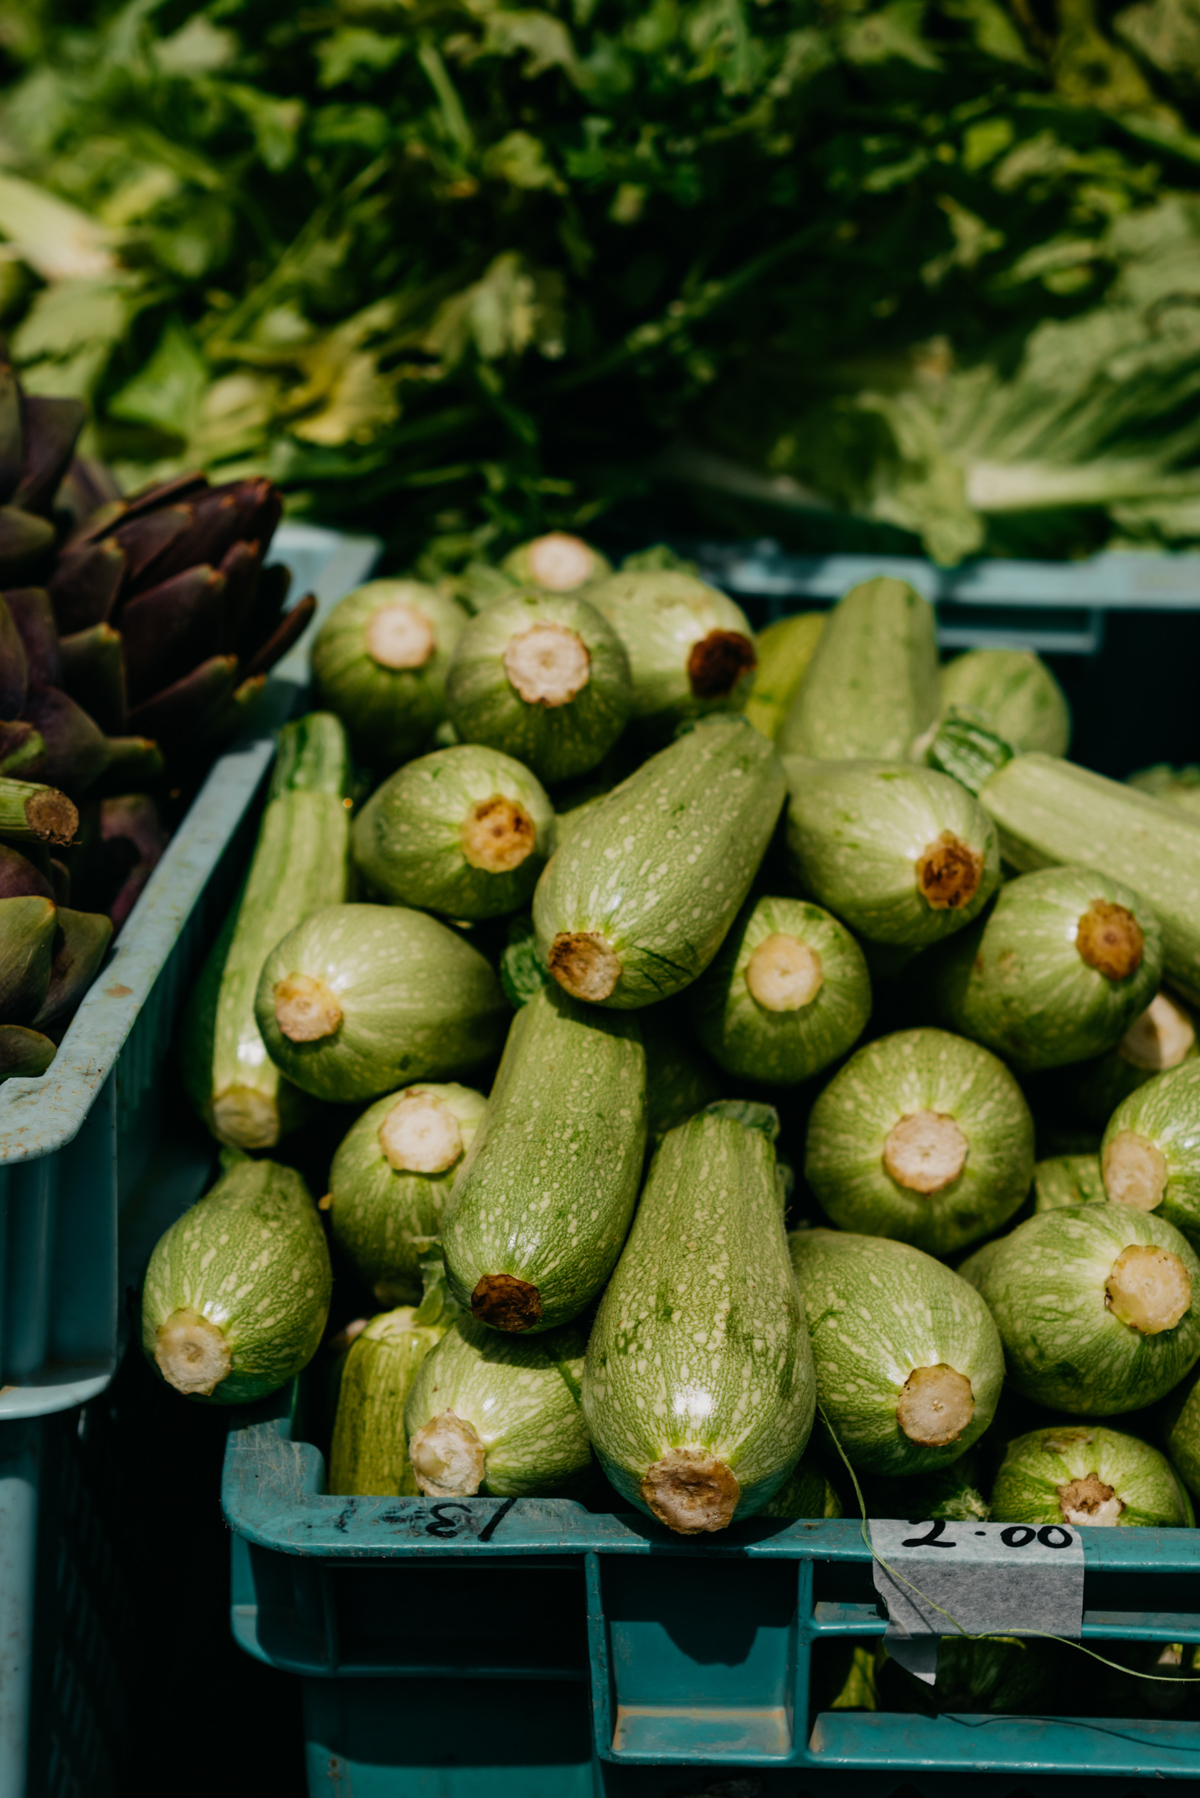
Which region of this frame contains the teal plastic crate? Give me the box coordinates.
[222,1398,1200,1792]
[0,524,379,1421]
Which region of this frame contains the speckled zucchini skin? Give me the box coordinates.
[328,1083,488,1303]
[584,568,756,735]
[689,894,871,1086]
[804,1027,1034,1256]
[1164,1362,1200,1501]
[789,1229,1003,1478]
[783,759,1000,949]
[445,590,631,784]
[979,753,1200,1005]
[328,1309,445,1496]
[533,715,786,1009]
[964,1205,1200,1413]
[141,1159,331,1405]
[256,903,507,1102]
[442,982,646,1330]
[1033,1153,1106,1212]
[926,866,1162,1071]
[991,1424,1193,1528]
[1101,1060,1200,1243]
[311,580,469,771]
[404,1316,592,1495]
[940,649,1071,756]
[582,1110,816,1521]
[777,576,939,762]
[353,744,555,920]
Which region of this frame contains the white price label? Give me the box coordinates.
[870,1517,1085,1684]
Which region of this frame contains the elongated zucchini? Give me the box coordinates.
[179,711,353,1149]
[778,577,939,761]
[443,982,646,1332]
[328,1307,446,1496]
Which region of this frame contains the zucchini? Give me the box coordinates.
[1100,1060,1200,1242]
[534,715,786,1009]
[777,577,939,762]
[1033,1153,1106,1212]
[501,533,610,592]
[255,902,508,1103]
[141,1158,332,1404]
[1164,1362,1200,1500]
[310,579,469,771]
[179,711,353,1149]
[328,1307,446,1496]
[353,744,555,920]
[327,1083,488,1303]
[1061,991,1198,1128]
[584,569,757,737]
[445,589,631,785]
[405,1315,592,1496]
[925,865,1163,1071]
[689,894,871,1086]
[1127,764,1200,816]
[582,1104,815,1533]
[990,1423,1192,1528]
[939,648,1071,757]
[978,753,1200,1005]
[963,1204,1200,1413]
[804,1027,1034,1256]
[783,759,1000,949]
[744,612,824,742]
[788,1228,1003,1477]
[442,982,646,1331]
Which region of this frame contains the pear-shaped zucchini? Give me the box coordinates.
[789,1228,1004,1477]
[1100,1059,1200,1243]
[256,903,507,1103]
[1060,991,1197,1129]
[689,894,871,1086]
[939,648,1070,757]
[804,1027,1034,1256]
[585,568,756,737]
[990,1423,1192,1528]
[311,579,469,771]
[328,1083,488,1303]
[405,1316,592,1497]
[353,744,555,920]
[582,1105,816,1533]
[534,715,786,1009]
[778,577,939,762]
[501,533,610,592]
[926,866,1162,1071]
[328,1307,447,1497]
[445,589,631,785]
[963,1204,1200,1413]
[443,982,646,1332]
[141,1159,332,1404]
[783,759,1000,949]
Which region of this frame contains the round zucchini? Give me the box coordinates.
[939,648,1071,757]
[328,1307,446,1496]
[500,533,611,592]
[311,579,469,771]
[964,1204,1200,1413]
[256,903,508,1102]
[584,568,757,737]
[926,865,1162,1071]
[1100,1059,1200,1243]
[445,589,631,785]
[789,1228,1004,1477]
[328,1083,488,1303]
[353,744,555,920]
[991,1423,1192,1528]
[804,1027,1034,1256]
[689,894,871,1086]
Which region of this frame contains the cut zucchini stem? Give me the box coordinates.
[525,533,597,591]
[745,933,824,1011]
[686,629,756,700]
[548,930,621,1002]
[1103,1130,1169,1211]
[883,1111,969,1194]
[1057,1474,1123,1526]
[916,831,983,910]
[639,1447,741,1534]
[1075,899,1145,980]
[470,1272,543,1331]
[1120,993,1195,1070]
[896,1363,974,1447]
[1106,1244,1192,1334]
[503,623,591,706]
[274,972,343,1042]
[211,1085,279,1151]
[410,1409,486,1496]
[366,603,436,670]
[378,1090,464,1174]
[155,1308,231,1397]
[460,796,535,872]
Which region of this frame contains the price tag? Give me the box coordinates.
[870,1517,1085,1685]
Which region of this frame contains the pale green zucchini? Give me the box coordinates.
[939,648,1071,756]
[328,1083,488,1304]
[255,902,507,1103]
[582,1105,816,1533]
[783,759,1000,949]
[533,715,786,1009]
[405,1316,592,1496]
[501,532,611,592]
[1164,1362,1200,1500]
[1100,1059,1200,1243]
[584,568,757,737]
[789,1228,1004,1477]
[777,577,939,762]
[328,1308,446,1496]
[179,711,353,1150]
[744,612,824,742]
[991,1424,1193,1528]
[963,1204,1200,1413]
[1033,1153,1106,1212]
[141,1159,331,1405]
[352,744,555,920]
[442,982,646,1332]
[925,865,1162,1071]
[1060,991,1197,1128]
[310,579,469,770]
[445,589,631,784]
[978,753,1200,1005]
[689,894,871,1086]
[804,1027,1034,1257]
[1127,764,1200,816]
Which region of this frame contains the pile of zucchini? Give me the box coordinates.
[142,537,1200,1587]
